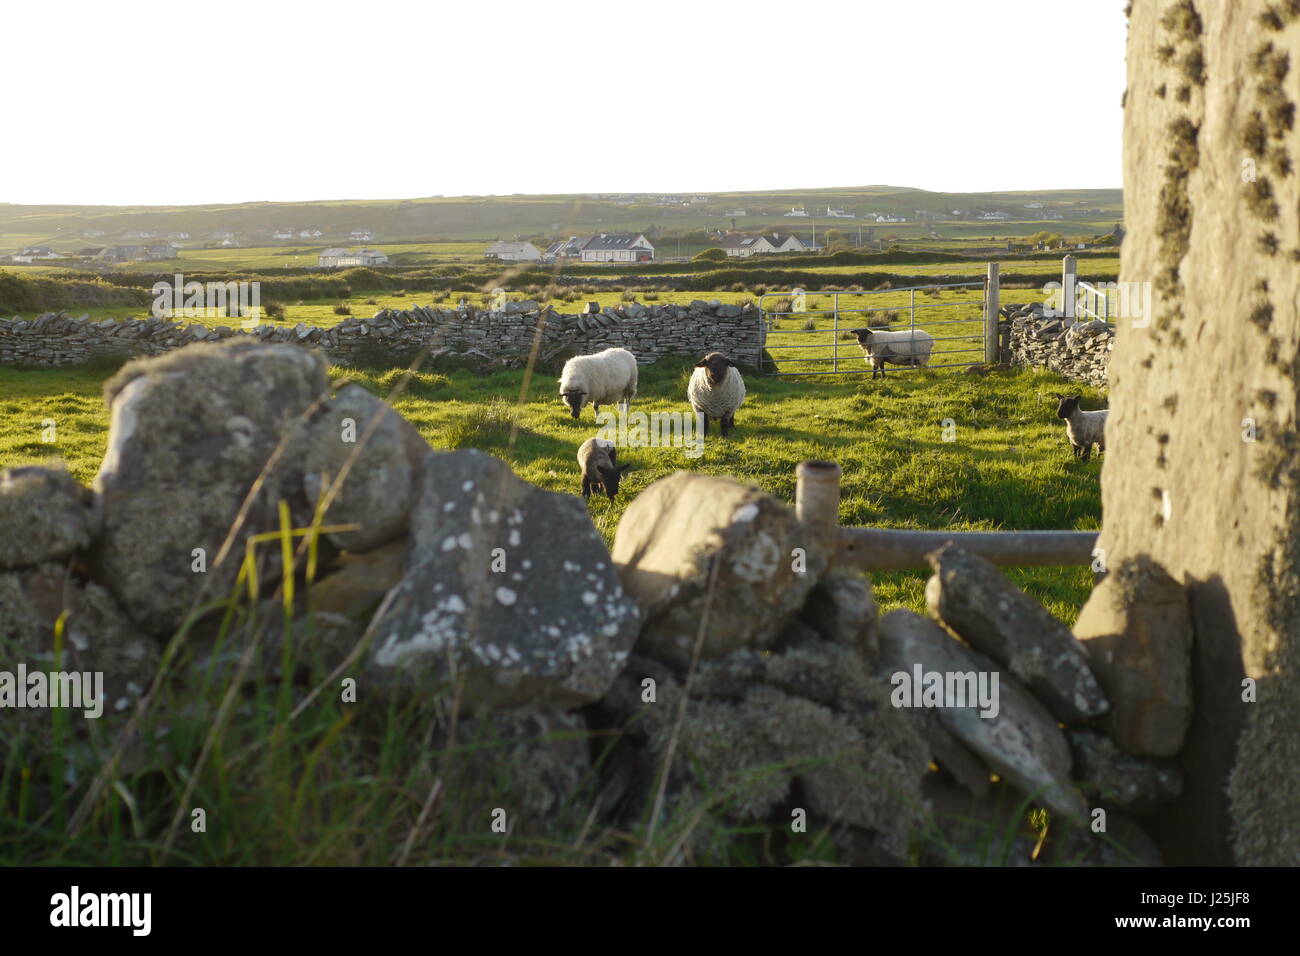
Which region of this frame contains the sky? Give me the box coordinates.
[5,0,1127,206]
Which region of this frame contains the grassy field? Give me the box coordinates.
[0,348,1108,866]
[0,356,1102,621]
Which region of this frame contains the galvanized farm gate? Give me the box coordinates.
[756,264,1001,377]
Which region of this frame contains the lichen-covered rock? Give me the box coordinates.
[0,565,159,753]
[369,449,640,711]
[302,384,431,553]
[1073,557,1192,758]
[596,634,930,861]
[800,568,879,659]
[1068,728,1183,814]
[92,341,331,634]
[925,542,1107,722]
[611,472,828,669]
[0,466,99,570]
[878,608,1087,822]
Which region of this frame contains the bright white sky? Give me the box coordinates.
[5,0,1126,205]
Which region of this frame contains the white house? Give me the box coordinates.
[485,240,542,262]
[123,230,156,239]
[826,207,855,218]
[725,209,748,217]
[272,229,294,240]
[784,207,809,217]
[579,233,654,263]
[299,229,322,238]
[10,246,64,263]
[873,213,907,223]
[720,233,806,257]
[167,232,190,239]
[318,247,389,268]
[977,211,1011,221]
[211,231,235,240]
[220,238,238,247]
[349,229,374,242]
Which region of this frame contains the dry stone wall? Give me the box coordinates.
[1003,301,1114,390]
[0,300,766,369]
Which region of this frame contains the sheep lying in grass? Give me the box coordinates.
[850,327,936,379]
[559,347,638,420]
[1055,394,1108,462]
[577,437,630,500]
[687,351,746,438]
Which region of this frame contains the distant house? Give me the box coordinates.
[211,231,235,240]
[543,236,588,261]
[720,233,806,257]
[98,245,147,262]
[784,207,810,217]
[299,229,322,238]
[272,229,294,240]
[123,230,156,239]
[145,243,180,260]
[725,209,748,217]
[826,207,855,218]
[10,246,64,263]
[349,229,374,242]
[220,238,238,247]
[1043,209,1064,220]
[167,231,191,239]
[485,240,542,262]
[1023,202,1044,209]
[579,233,654,263]
[977,211,1011,221]
[318,247,389,268]
[873,213,907,223]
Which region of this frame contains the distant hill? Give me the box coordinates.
[0,185,1123,252]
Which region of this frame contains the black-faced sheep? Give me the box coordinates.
[687,351,746,438]
[1055,394,1108,462]
[559,347,638,420]
[850,327,936,379]
[577,437,630,500]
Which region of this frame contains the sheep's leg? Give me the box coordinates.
[701,414,710,436]
[581,478,592,499]
[721,415,731,439]
[1080,445,1092,463]
[725,413,736,436]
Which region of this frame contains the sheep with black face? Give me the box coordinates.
[1055,393,1108,462]
[577,437,630,501]
[850,327,935,379]
[558,347,638,420]
[687,351,746,438]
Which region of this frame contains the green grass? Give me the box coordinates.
[0,357,1102,623]
[0,344,1108,866]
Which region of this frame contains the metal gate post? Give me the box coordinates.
[985,262,1000,363]
[832,292,839,372]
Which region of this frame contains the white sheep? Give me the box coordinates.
[850,327,936,379]
[576,437,630,501]
[558,347,638,420]
[687,351,746,438]
[1055,394,1108,462]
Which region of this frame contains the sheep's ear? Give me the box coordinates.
[694,359,707,368]
[726,358,736,366]
[617,463,632,474]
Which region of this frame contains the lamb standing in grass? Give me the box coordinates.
[687,351,746,438]
[576,437,630,501]
[850,327,936,379]
[559,347,638,420]
[1055,394,1108,462]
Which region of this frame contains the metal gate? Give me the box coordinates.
[756,280,992,377]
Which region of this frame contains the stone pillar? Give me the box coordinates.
[1101,0,1300,865]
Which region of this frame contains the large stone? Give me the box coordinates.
[0,466,98,570]
[1068,728,1183,814]
[92,341,330,634]
[878,609,1087,822]
[369,449,640,711]
[0,564,159,752]
[302,385,430,552]
[611,472,828,669]
[1073,557,1193,758]
[799,568,879,659]
[924,543,1107,722]
[1107,0,1300,866]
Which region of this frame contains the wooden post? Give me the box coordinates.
[984,262,1000,364]
[795,460,841,557]
[1062,255,1077,323]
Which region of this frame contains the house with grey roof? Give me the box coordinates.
[485,240,541,262]
[579,233,654,263]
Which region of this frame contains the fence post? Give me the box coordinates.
[984,262,1000,364]
[1062,255,1077,324]
[796,460,841,558]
